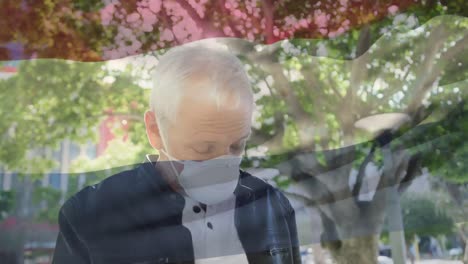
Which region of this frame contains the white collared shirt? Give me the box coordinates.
[181,194,248,264]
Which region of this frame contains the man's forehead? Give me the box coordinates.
[174,99,252,142]
[177,89,251,116]
[183,112,251,136]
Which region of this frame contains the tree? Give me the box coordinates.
[401,194,454,243]
[2,0,465,60]
[0,59,149,173]
[227,13,466,263]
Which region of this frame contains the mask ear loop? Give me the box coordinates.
[159,148,182,177]
[157,121,183,177]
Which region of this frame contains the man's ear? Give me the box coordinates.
[144,110,163,149]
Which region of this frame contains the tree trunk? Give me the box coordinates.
[455,224,468,264]
[328,235,379,264]
[463,242,468,264]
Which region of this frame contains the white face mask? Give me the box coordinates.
[158,128,242,205]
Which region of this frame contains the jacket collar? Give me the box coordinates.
[141,154,174,194]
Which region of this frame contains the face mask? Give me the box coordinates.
[157,127,242,205]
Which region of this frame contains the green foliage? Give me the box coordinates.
[282,119,300,150]
[259,152,290,169]
[401,194,454,242]
[32,186,61,223]
[71,0,105,12]
[0,59,148,176]
[70,139,149,181]
[394,100,468,184]
[274,175,292,189]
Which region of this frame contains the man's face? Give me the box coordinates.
[145,84,253,162]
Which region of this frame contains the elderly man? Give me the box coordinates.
[52,43,300,264]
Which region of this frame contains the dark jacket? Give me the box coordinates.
[52,157,301,264]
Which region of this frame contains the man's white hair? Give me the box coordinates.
[150,42,253,131]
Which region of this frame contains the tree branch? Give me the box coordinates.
[405,25,452,114]
[261,0,275,44]
[263,62,309,120]
[327,74,344,100]
[347,24,371,100]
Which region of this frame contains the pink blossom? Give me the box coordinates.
[336,27,345,35]
[246,4,252,14]
[314,13,328,28]
[103,49,118,60]
[319,28,328,35]
[233,9,243,18]
[172,22,188,40]
[160,28,174,42]
[139,8,158,26]
[284,15,298,27]
[223,25,233,36]
[188,0,205,18]
[130,40,142,52]
[141,23,154,32]
[273,27,279,37]
[118,26,133,38]
[167,1,188,17]
[126,12,140,23]
[100,3,115,26]
[299,18,309,28]
[253,8,260,18]
[184,17,202,39]
[388,5,399,15]
[148,0,162,13]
